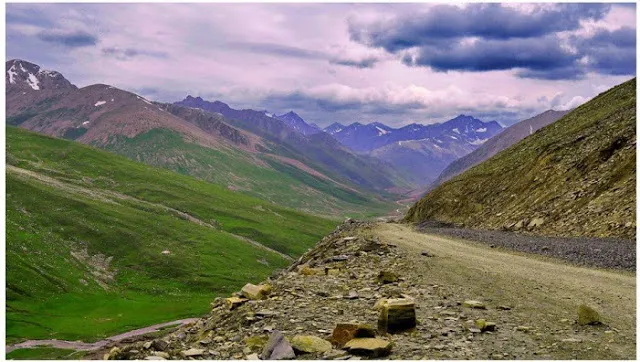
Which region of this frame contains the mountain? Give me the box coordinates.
[433,110,571,187]
[274,111,322,136]
[6,126,336,344]
[323,115,503,186]
[330,115,502,153]
[174,96,412,191]
[5,60,398,217]
[324,122,345,135]
[406,78,636,239]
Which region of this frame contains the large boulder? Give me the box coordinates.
[377,298,417,333]
[577,304,602,325]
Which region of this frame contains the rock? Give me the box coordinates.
[143,341,153,349]
[344,338,392,357]
[325,268,341,276]
[105,347,121,360]
[261,331,295,360]
[496,305,512,311]
[515,326,532,332]
[151,340,169,351]
[226,296,249,310]
[377,271,399,284]
[246,353,260,360]
[181,348,205,357]
[246,335,270,350]
[151,352,170,359]
[144,357,166,360]
[475,319,497,332]
[577,304,601,325]
[513,220,525,231]
[161,250,171,255]
[528,217,545,229]
[345,290,359,299]
[377,298,417,333]
[331,323,376,347]
[420,251,434,257]
[299,265,319,275]
[291,335,332,354]
[463,300,486,309]
[242,283,272,300]
[562,338,582,343]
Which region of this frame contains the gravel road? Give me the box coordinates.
[415,221,636,271]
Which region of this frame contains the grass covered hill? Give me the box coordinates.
[406,78,636,240]
[6,127,337,344]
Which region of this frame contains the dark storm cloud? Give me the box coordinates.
[37,30,98,47]
[349,3,611,51]
[350,3,635,80]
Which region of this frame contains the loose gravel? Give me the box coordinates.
[415,221,636,271]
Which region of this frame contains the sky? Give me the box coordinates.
[5,2,637,127]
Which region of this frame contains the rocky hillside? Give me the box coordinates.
[406,78,636,239]
[433,110,571,187]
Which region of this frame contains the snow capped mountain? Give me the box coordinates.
[6,59,76,92]
[325,115,503,186]
[274,111,322,136]
[324,122,345,135]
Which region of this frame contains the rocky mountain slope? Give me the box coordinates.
[5,60,398,217]
[406,78,636,239]
[101,221,635,360]
[433,110,571,187]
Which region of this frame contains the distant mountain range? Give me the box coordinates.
[264,109,505,186]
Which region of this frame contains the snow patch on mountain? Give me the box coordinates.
[95,101,107,106]
[7,65,17,84]
[27,73,40,90]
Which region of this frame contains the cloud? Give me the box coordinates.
[329,57,378,69]
[350,3,635,80]
[349,3,611,51]
[37,29,98,47]
[102,47,169,60]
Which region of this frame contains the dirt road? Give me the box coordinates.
[375,223,636,359]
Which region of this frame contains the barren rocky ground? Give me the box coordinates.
[97,220,635,360]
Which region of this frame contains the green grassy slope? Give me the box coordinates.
[6,127,337,344]
[406,78,636,239]
[103,128,395,218]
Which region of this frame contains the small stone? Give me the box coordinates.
[246,353,260,360]
[143,341,153,349]
[496,305,512,311]
[463,300,486,309]
[377,271,399,284]
[144,357,166,360]
[226,296,249,310]
[377,298,417,334]
[344,338,392,357]
[151,352,170,359]
[516,326,531,332]
[345,290,359,300]
[181,348,205,357]
[577,304,601,325]
[528,217,545,229]
[261,331,295,360]
[420,251,434,257]
[151,340,169,351]
[291,335,332,354]
[331,323,376,347]
[242,283,272,300]
[562,338,582,343]
[475,319,496,332]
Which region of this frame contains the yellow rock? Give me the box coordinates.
[344,338,392,357]
[377,298,416,334]
[291,335,332,353]
[226,296,248,310]
[241,283,272,300]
